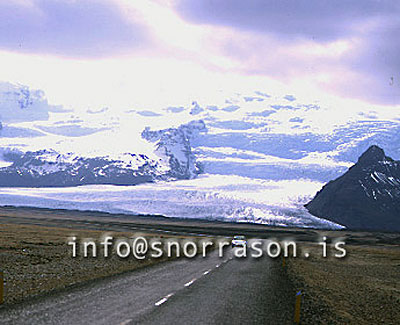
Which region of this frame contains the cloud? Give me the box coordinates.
[136,110,162,117]
[173,1,400,105]
[36,125,109,137]
[0,0,151,58]
[175,0,398,41]
[165,106,185,113]
[222,105,240,112]
[87,107,109,114]
[284,95,296,102]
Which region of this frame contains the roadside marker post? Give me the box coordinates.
[0,270,4,305]
[294,290,302,324]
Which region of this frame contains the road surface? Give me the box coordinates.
[0,250,294,324]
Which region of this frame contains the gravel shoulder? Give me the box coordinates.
[287,243,400,324]
[0,222,204,306]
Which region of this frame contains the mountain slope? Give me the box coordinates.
[0,121,205,187]
[0,150,166,187]
[305,145,400,231]
[141,120,206,179]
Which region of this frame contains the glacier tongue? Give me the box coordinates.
[0,174,344,230]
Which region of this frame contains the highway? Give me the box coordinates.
[0,249,294,324]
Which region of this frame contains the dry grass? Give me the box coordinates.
[0,223,209,305]
[287,243,400,324]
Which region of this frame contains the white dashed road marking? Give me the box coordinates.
[184,279,196,287]
[155,258,232,308]
[155,293,174,306]
[155,298,168,306]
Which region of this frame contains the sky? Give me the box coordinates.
[0,0,399,111]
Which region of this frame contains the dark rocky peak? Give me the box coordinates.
[357,145,388,165]
[306,145,400,231]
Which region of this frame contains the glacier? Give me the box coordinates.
[1,81,400,229]
[0,175,343,229]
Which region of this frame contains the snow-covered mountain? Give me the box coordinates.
[1,81,400,229]
[0,82,61,123]
[2,82,399,186]
[306,145,400,231]
[0,83,207,186]
[0,149,162,187]
[0,123,203,186]
[141,120,206,179]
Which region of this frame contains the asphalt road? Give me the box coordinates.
[0,249,294,325]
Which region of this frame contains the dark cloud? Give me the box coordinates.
[174,0,400,104]
[0,0,150,57]
[175,0,399,41]
[345,22,400,103]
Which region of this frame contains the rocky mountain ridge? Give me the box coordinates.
[306,145,400,231]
